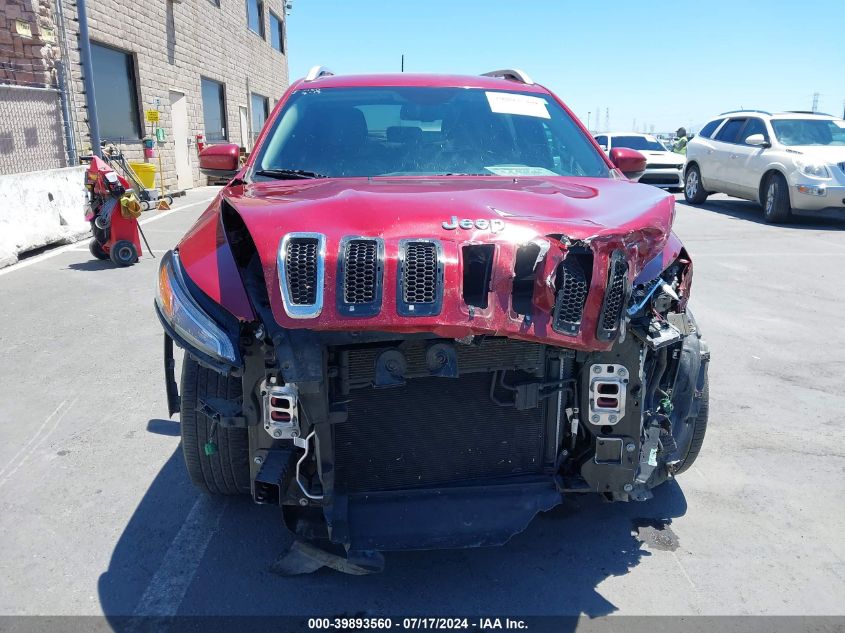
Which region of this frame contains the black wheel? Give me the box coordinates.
[762,173,792,223]
[89,238,109,260]
[683,164,708,204]
[109,240,138,266]
[180,355,250,495]
[165,195,174,206]
[673,374,709,474]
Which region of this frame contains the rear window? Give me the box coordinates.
[253,86,610,179]
[698,118,724,139]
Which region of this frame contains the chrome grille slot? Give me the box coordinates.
[552,250,592,336]
[404,242,436,303]
[277,233,325,318]
[337,237,383,316]
[397,239,443,316]
[597,252,628,340]
[344,240,377,303]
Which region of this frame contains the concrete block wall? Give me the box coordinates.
[62,0,290,192]
[0,164,87,267]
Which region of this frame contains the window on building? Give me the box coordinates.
[90,42,141,140]
[251,93,269,142]
[201,78,227,142]
[247,0,265,38]
[269,12,284,53]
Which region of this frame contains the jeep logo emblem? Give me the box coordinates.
[442,216,505,232]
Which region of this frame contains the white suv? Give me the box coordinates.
[684,110,845,222]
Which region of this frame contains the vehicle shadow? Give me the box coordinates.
[98,448,687,623]
[66,259,117,271]
[692,197,845,230]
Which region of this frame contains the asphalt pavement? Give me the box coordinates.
[0,188,843,619]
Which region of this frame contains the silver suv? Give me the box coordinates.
[684,110,845,222]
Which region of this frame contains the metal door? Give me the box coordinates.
[169,90,193,190]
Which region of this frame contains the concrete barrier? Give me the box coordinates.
[0,166,88,268]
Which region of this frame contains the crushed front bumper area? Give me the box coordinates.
[238,317,708,552]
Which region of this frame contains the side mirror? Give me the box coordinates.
[609,147,647,181]
[198,143,241,181]
[745,134,771,148]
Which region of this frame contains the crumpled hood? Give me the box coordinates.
[224,175,672,246]
[180,175,678,350]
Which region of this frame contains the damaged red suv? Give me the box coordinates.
[155,68,709,568]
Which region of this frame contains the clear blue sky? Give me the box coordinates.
[286,0,845,133]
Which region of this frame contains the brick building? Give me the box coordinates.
[62,0,290,190]
[0,0,66,175]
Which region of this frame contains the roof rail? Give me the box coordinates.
[304,65,335,81]
[782,110,833,116]
[718,109,771,116]
[481,68,534,85]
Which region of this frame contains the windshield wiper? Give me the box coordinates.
[254,168,328,180]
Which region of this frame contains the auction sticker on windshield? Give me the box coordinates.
[485,91,550,119]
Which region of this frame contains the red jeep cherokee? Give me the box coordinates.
[155,68,709,568]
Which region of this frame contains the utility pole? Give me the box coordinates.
[812,92,819,113]
[77,0,101,157]
[587,111,591,131]
[605,108,609,131]
[401,54,404,72]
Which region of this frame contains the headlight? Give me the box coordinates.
[156,251,238,366]
[794,158,831,179]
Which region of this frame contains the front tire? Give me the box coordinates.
[673,374,709,474]
[684,164,708,204]
[180,355,250,495]
[762,173,792,223]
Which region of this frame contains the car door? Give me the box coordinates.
[708,117,747,194]
[730,117,771,199]
[688,118,725,190]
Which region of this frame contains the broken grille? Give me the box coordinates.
[552,254,590,336]
[278,233,325,318]
[597,253,628,339]
[337,238,383,316]
[397,239,443,316]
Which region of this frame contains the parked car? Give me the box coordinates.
[157,67,709,569]
[684,110,845,222]
[595,133,685,191]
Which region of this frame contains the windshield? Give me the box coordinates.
[770,118,845,146]
[253,87,610,179]
[611,135,667,151]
